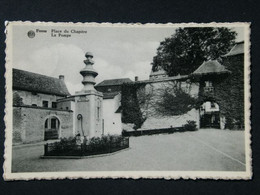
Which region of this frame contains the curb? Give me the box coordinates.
[40,147,131,159]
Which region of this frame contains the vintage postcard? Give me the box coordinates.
[4,21,251,180]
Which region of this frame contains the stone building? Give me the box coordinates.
[13,69,73,144]
[122,42,245,131]
[191,60,231,129]
[95,78,133,135]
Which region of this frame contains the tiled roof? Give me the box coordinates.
[192,60,230,75]
[223,41,244,57]
[102,92,120,99]
[96,78,133,87]
[13,68,70,96]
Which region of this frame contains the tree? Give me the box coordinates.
[152,27,237,76]
[156,82,197,116]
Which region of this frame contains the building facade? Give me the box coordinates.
[95,78,132,135]
[13,69,73,144]
[102,92,122,135]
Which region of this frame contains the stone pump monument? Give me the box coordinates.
[74,52,103,139]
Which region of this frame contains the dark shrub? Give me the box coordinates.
[44,135,129,156]
[182,120,197,131]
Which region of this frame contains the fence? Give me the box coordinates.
[44,137,129,156]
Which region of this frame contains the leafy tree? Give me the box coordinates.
[152,27,237,76]
[157,85,197,116]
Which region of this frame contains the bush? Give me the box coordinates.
[60,137,76,145]
[45,135,129,156]
[182,120,197,131]
[157,87,197,116]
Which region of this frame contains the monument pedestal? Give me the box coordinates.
[74,52,103,138]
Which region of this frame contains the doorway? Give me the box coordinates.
[200,101,220,128]
[44,117,60,140]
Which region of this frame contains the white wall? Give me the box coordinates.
[102,96,122,135]
[201,101,220,112]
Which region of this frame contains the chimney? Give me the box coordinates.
[59,75,64,81]
[135,76,138,81]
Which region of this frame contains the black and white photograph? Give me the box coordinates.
[3,22,251,180]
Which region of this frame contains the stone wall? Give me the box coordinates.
[138,80,199,118]
[13,106,73,144]
[138,80,200,129]
[122,79,200,130]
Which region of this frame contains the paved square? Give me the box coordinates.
[12,129,245,172]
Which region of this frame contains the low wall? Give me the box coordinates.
[140,109,200,130]
[122,127,185,137]
[13,106,73,144]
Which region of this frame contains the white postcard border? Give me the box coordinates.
[3,21,252,180]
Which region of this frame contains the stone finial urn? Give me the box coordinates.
[80,52,98,91]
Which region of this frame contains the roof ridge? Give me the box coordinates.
[102,78,132,81]
[13,68,62,81]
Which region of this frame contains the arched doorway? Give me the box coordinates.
[200,101,220,128]
[44,116,60,140]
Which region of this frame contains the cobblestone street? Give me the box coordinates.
[12,129,246,172]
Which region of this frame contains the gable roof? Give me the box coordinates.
[13,68,70,96]
[102,92,120,99]
[192,60,230,75]
[96,78,133,87]
[223,41,244,57]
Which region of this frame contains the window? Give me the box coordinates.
[204,81,214,93]
[52,102,57,108]
[42,101,48,108]
[51,118,57,129]
[66,107,69,110]
[205,81,213,87]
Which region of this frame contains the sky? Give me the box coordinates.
[11,23,245,94]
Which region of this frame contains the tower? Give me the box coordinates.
[74,52,103,138]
